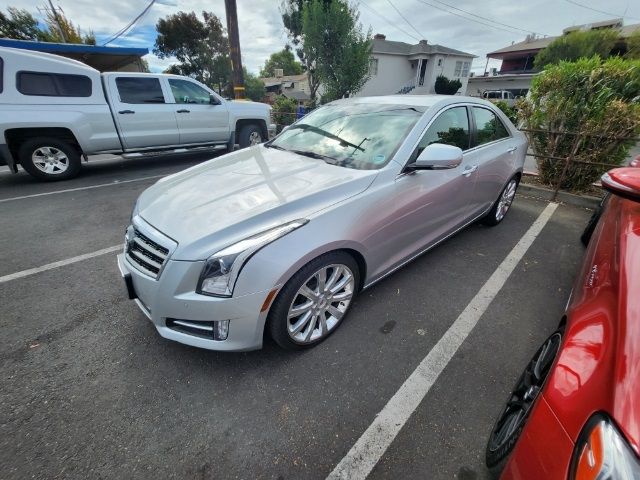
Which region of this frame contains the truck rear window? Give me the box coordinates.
[16,71,92,97]
[116,77,165,104]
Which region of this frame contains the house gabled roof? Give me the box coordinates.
[259,73,308,86]
[372,38,475,58]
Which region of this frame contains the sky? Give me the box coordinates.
[2,0,640,75]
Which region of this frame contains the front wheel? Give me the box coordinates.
[237,124,264,149]
[485,331,562,474]
[481,176,519,226]
[268,252,360,350]
[18,137,82,181]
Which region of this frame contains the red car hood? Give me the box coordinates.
[544,195,640,454]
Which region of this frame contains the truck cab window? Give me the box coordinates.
[116,77,165,104]
[168,79,211,104]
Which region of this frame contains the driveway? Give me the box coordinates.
[0,151,592,479]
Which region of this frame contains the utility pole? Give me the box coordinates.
[48,0,69,43]
[224,0,245,100]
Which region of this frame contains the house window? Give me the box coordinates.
[368,58,378,75]
[454,61,462,77]
[462,61,471,77]
[437,58,442,67]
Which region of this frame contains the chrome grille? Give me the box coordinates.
[125,228,170,279]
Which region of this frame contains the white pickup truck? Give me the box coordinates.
[0,47,275,181]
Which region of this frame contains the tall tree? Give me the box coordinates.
[154,11,230,89]
[534,29,619,69]
[259,47,303,77]
[0,6,94,44]
[0,7,40,40]
[302,0,371,101]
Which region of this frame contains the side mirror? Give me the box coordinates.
[601,167,640,203]
[209,94,221,105]
[410,143,463,170]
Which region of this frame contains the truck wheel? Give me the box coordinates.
[238,124,264,148]
[19,138,81,181]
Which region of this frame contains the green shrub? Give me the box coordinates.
[434,75,462,95]
[494,100,517,124]
[518,56,640,192]
[272,95,298,131]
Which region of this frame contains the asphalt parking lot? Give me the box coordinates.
[0,151,592,480]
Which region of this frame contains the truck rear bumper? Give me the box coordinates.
[0,144,17,173]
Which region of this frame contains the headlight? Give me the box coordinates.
[570,415,640,479]
[196,219,308,297]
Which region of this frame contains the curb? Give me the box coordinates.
[518,183,601,209]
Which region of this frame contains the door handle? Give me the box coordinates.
[118,110,135,114]
[177,109,190,113]
[462,165,478,177]
[507,146,517,153]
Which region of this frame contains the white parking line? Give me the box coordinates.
[0,245,121,284]
[326,202,559,480]
[0,174,166,203]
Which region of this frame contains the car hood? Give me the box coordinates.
[137,145,377,260]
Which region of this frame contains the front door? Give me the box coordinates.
[166,78,230,145]
[365,105,477,278]
[418,59,427,86]
[108,76,179,149]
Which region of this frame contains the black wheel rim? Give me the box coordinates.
[488,332,562,453]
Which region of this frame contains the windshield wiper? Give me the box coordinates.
[290,149,338,164]
[264,142,288,151]
[288,124,365,152]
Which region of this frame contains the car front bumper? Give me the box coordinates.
[117,253,271,351]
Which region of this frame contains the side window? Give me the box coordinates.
[168,79,211,104]
[410,107,470,162]
[116,77,165,104]
[0,57,3,93]
[472,107,510,147]
[368,58,378,76]
[488,92,498,99]
[17,71,92,97]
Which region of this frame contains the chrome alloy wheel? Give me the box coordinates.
[32,147,69,175]
[248,131,262,145]
[287,264,355,344]
[496,179,517,222]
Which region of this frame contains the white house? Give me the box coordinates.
[355,34,476,97]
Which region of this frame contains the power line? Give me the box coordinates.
[413,0,535,36]
[102,0,156,46]
[359,0,422,42]
[385,0,425,40]
[428,0,550,37]
[562,0,640,22]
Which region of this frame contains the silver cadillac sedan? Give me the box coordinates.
[117,95,526,351]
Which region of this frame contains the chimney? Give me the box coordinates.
[419,39,428,45]
[374,33,386,40]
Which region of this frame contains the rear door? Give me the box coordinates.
[469,106,518,213]
[165,78,230,144]
[107,75,179,149]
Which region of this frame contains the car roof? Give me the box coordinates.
[330,94,496,110]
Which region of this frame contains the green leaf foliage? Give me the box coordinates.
[626,29,640,60]
[272,95,298,131]
[260,47,304,77]
[534,29,618,69]
[243,68,266,102]
[518,56,640,192]
[154,11,231,90]
[0,6,94,44]
[302,0,371,101]
[494,101,518,124]
[434,75,462,95]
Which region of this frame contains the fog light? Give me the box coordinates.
[213,320,229,341]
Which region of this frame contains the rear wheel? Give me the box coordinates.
[18,137,81,181]
[268,251,359,350]
[485,331,563,474]
[481,176,519,226]
[238,124,264,148]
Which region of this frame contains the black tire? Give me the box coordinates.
[481,176,520,226]
[580,193,608,246]
[237,124,264,149]
[268,251,360,351]
[485,330,563,475]
[18,137,81,181]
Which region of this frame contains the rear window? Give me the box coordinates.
[116,77,165,104]
[17,71,92,97]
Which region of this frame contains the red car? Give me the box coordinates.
[485,166,640,479]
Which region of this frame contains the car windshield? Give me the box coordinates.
[268,103,423,170]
